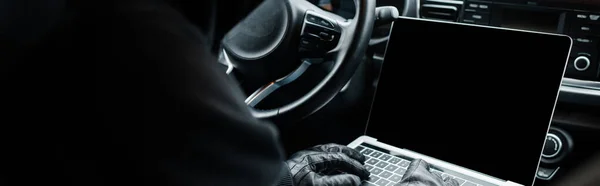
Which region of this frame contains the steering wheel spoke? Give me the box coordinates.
[245,60,313,107]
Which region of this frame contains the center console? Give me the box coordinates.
[420,0,600,104]
[464,0,600,81]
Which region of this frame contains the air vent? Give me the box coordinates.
[420,0,464,22]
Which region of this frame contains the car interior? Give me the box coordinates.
[217,0,600,185]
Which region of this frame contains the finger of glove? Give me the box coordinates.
[432,171,444,180]
[403,159,431,180]
[302,171,362,186]
[312,143,366,163]
[286,151,325,175]
[288,150,321,161]
[399,159,449,185]
[310,153,370,180]
[443,177,460,186]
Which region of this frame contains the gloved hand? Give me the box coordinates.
[285,143,370,186]
[395,159,459,186]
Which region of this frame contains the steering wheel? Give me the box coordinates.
[220,0,376,124]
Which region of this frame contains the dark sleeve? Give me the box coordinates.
[89,3,286,186]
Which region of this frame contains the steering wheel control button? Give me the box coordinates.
[306,14,335,29]
[306,14,319,23]
[300,36,320,51]
[536,167,559,180]
[542,134,562,159]
[318,32,334,41]
[319,20,334,29]
[574,56,591,71]
[300,15,341,56]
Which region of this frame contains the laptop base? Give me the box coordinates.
[348,135,523,186]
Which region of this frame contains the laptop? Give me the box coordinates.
[348,17,572,186]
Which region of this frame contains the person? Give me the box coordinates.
[2,0,456,186]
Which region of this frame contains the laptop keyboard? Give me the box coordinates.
[355,145,482,186]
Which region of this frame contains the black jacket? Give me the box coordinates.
[3,0,293,185]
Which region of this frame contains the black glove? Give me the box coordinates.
[396,159,459,186]
[285,143,370,186]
